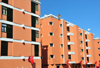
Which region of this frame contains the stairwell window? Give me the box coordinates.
[49,32,54,36]
[61,55,64,58]
[87,57,89,61]
[86,42,88,46]
[49,22,53,25]
[2,23,7,32]
[85,35,87,39]
[68,55,71,59]
[67,36,70,41]
[68,45,71,50]
[49,55,54,59]
[2,6,7,15]
[80,33,82,36]
[67,27,70,31]
[49,43,54,47]
[60,44,63,48]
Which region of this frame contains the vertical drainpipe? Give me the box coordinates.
[62,19,65,63]
[82,29,85,64]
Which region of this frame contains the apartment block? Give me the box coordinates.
[41,14,97,68]
[0,0,41,68]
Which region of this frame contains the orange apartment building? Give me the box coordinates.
[0,0,42,68]
[41,14,98,68]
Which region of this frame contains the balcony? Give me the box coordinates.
[87,55,91,57]
[86,47,91,49]
[86,39,90,42]
[68,52,75,55]
[67,32,74,36]
[68,42,74,45]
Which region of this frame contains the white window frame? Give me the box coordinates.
[49,55,54,59]
[49,22,53,25]
[61,55,64,58]
[60,44,63,48]
[49,32,54,36]
[49,43,54,47]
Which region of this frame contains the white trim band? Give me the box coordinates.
[86,39,90,42]
[0,2,40,18]
[31,0,41,4]
[0,56,41,59]
[68,52,75,55]
[87,55,91,57]
[86,47,91,49]
[0,20,40,31]
[0,37,40,45]
[69,61,76,64]
[68,42,74,45]
[67,32,74,36]
[87,62,92,64]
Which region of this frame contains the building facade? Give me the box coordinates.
[0,0,42,68]
[41,14,97,68]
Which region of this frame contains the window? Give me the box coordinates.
[97,42,100,44]
[82,57,84,60]
[36,31,39,38]
[49,22,53,25]
[60,24,62,27]
[36,17,39,24]
[61,55,64,58]
[86,42,88,46]
[67,36,70,41]
[40,24,42,27]
[68,45,71,50]
[49,55,54,58]
[41,34,42,37]
[81,49,83,52]
[49,32,54,36]
[34,45,39,56]
[68,55,71,59]
[67,27,70,31]
[60,34,62,37]
[60,44,63,48]
[2,0,8,4]
[87,57,89,61]
[98,48,100,50]
[49,43,54,47]
[32,30,36,41]
[1,41,8,56]
[86,49,88,54]
[35,4,38,11]
[2,6,7,15]
[81,41,83,44]
[85,35,87,39]
[99,54,100,56]
[31,2,35,13]
[80,33,82,36]
[2,23,7,32]
[57,66,59,68]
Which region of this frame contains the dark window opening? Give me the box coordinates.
[87,57,89,61]
[85,35,87,39]
[81,41,83,44]
[31,2,38,13]
[7,24,13,38]
[67,36,70,41]
[68,55,71,59]
[34,45,39,56]
[49,22,53,25]
[31,16,38,27]
[82,57,84,60]
[2,0,8,4]
[1,41,8,56]
[67,27,70,31]
[32,30,36,41]
[7,7,13,22]
[86,49,89,54]
[99,54,100,56]
[81,49,83,52]
[57,66,59,68]
[68,45,71,50]
[2,6,7,15]
[50,55,54,58]
[80,33,82,36]
[49,32,53,36]
[61,55,64,58]
[86,42,88,46]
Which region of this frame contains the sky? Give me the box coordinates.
[40,0,100,38]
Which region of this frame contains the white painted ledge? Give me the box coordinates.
[0,56,41,59]
[69,61,76,64]
[0,2,40,18]
[0,20,40,31]
[86,47,91,49]
[67,23,74,27]
[85,31,90,34]
[68,42,74,45]
[67,32,74,36]
[87,62,92,64]
[68,52,75,55]
[0,38,40,45]
[87,55,91,57]
[31,0,41,4]
[86,39,90,42]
